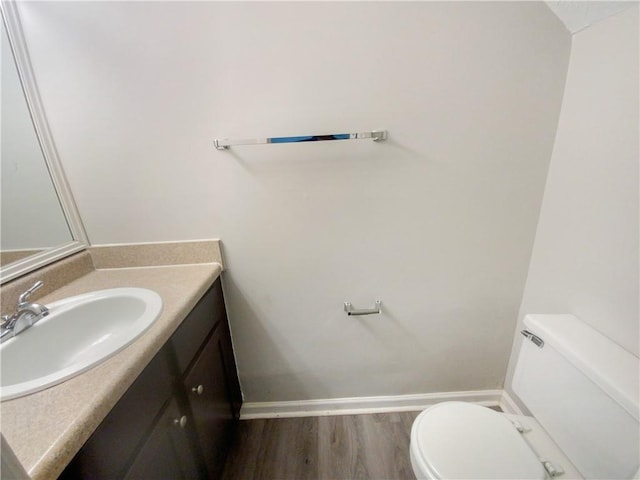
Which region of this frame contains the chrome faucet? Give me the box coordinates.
[1,281,49,343]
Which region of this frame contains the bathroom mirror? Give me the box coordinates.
[0,2,88,284]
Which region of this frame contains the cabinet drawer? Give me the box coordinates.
[171,279,225,374]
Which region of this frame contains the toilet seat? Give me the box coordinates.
[410,402,546,479]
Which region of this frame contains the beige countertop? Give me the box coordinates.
[0,262,222,480]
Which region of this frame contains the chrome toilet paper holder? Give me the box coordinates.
[344,300,382,316]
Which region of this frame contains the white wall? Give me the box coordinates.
[17,2,570,402]
[505,5,639,405]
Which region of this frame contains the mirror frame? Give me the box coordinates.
[1,1,89,284]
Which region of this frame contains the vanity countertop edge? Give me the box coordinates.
[0,262,223,480]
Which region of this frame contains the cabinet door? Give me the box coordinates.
[124,398,199,480]
[59,348,174,479]
[184,325,235,479]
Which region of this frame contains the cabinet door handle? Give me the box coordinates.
[192,385,204,395]
[173,416,188,428]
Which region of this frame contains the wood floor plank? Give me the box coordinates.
[268,417,318,480]
[222,408,500,479]
[222,412,420,480]
[221,418,266,479]
[360,412,417,479]
[317,415,368,480]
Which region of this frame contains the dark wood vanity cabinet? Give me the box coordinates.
[59,278,241,479]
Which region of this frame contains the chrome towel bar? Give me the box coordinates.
[214,130,387,150]
[344,300,382,316]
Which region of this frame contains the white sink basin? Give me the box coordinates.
[0,288,163,401]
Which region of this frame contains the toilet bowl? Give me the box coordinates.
[409,314,640,480]
[409,401,578,480]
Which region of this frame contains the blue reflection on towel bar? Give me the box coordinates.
[214,130,387,150]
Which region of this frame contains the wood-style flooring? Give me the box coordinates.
[221,411,420,480]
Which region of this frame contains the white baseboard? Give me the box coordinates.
[240,389,503,419]
[499,390,525,415]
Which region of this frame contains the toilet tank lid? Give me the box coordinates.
[524,314,639,421]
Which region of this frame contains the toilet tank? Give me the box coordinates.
[512,314,639,479]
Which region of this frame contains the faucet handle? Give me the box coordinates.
[1,314,10,327]
[18,280,44,305]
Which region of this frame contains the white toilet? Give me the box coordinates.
[410,314,640,479]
